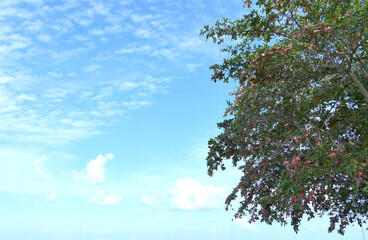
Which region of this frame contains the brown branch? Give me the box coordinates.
[348,71,368,103]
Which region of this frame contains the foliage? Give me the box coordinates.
[201,0,368,234]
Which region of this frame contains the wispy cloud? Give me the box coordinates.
[90,190,122,206]
[157,215,172,221]
[46,193,57,202]
[0,69,169,145]
[234,218,259,232]
[0,34,32,56]
[141,190,161,208]
[186,63,203,72]
[0,0,220,148]
[84,64,101,72]
[169,178,227,211]
[34,155,52,180]
[134,28,153,39]
[37,34,52,43]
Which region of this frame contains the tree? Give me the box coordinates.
[201,0,368,235]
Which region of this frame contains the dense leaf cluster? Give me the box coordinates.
[201,0,368,234]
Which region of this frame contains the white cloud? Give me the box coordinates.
[0,75,14,84]
[157,215,172,221]
[134,28,152,39]
[131,14,155,23]
[141,194,156,205]
[90,190,122,206]
[67,72,76,77]
[0,6,35,19]
[34,155,52,180]
[151,48,176,61]
[118,81,139,91]
[118,0,132,5]
[73,153,114,184]
[89,28,105,36]
[73,34,88,41]
[73,18,93,27]
[90,1,111,16]
[84,64,101,72]
[46,193,56,202]
[234,218,259,232]
[0,34,31,55]
[122,100,150,109]
[169,178,227,210]
[0,0,43,6]
[47,72,62,77]
[116,44,152,54]
[186,63,203,72]
[89,24,124,36]
[37,34,52,43]
[0,0,207,148]
[141,191,161,208]
[50,47,86,63]
[0,71,169,146]
[17,93,37,102]
[25,20,44,31]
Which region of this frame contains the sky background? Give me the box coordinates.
[0,0,365,239]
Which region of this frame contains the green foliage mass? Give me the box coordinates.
[201,0,368,235]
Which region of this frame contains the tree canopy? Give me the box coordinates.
[201,0,368,234]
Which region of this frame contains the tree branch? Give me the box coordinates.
[348,71,368,103]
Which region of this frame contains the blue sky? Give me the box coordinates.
[0,0,365,239]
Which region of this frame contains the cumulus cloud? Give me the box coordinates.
[234,218,259,232]
[169,178,227,210]
[34,155,52,180]
[73,153,114,184]
[90,190,122,206]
